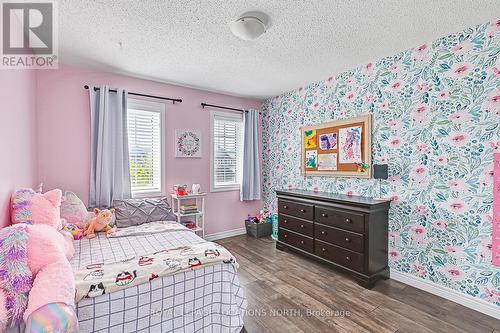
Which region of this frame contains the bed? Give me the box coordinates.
[9,225,247,333]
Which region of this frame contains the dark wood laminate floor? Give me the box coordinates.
[217,235,500,333]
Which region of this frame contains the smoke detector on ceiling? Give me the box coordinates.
[230,11,270,41]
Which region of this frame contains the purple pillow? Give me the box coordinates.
[60,191,92,228]
[112,198,175,228]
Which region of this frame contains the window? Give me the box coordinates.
[127,99,165,196]
[210,111,244,192]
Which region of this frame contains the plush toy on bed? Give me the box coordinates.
[83,208,115,239]
[62,222,84,240]
[0,188,77,331]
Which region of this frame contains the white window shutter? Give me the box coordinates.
[212,112,243,190]
[127,105,163,195]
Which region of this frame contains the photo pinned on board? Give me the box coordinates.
[304,130,317,149]
[319,133,337,150]
[339,126,362,163]
[305,150,317,168]
[318,153,337,170]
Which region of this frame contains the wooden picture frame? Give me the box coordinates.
[300,114,372,178]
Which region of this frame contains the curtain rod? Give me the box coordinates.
[84,85,182,104]
[201,102,262,115]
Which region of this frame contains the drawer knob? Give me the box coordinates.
[321,247,327,252]
[346,256,351,261]
[283,219,288,224]
[284,234,288,238]
[300,209,306,213]
[321,213,327,217]
[300,240,305,245]
[345,237,351,242]
[283,205,288,209]
[321,231,327,236]
[345,218,351,223]
[300,224,305,229]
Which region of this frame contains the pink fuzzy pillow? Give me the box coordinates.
[11,188,63,230]
[60,191,91,228]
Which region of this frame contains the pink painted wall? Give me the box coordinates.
[0,69,38,227]
[36,65,263,235]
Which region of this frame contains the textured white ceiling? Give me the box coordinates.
[58,1,500,99]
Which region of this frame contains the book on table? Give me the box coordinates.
[180,204,199,214]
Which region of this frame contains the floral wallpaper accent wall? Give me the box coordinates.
[262,19,500,306]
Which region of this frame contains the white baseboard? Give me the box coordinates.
[204,227,246,241]
[390,269,500,320]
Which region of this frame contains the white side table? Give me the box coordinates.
[170,193,206,238]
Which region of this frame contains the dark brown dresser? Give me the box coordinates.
[276,189,390,288]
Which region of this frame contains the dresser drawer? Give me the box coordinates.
[279,214,313,237]
[279,228,313,253]
[315,224,364,253]
[314,206,364,233]
[314,240,364,272]
[278,199,313,220]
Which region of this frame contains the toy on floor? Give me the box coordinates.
[245,211,273,238]
[247,210,272,224]
[62,223,84,240]
[83,208,115,239]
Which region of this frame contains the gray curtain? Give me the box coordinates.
[89,85,131,208]
[240,109,262,201]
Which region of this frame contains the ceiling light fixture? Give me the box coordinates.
[230,11,269,41]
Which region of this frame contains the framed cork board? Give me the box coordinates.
[300,114,372,178]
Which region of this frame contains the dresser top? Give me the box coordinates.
[276,189,391,208]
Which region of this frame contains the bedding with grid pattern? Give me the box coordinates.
[9,228,246,333]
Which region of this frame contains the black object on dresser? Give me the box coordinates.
[276,189,390,289]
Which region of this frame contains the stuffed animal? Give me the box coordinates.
[62,222,84,240]
[10,188,64,229]
[0,188,76,330]
[83,208,115,239]
[173,184,188,196]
